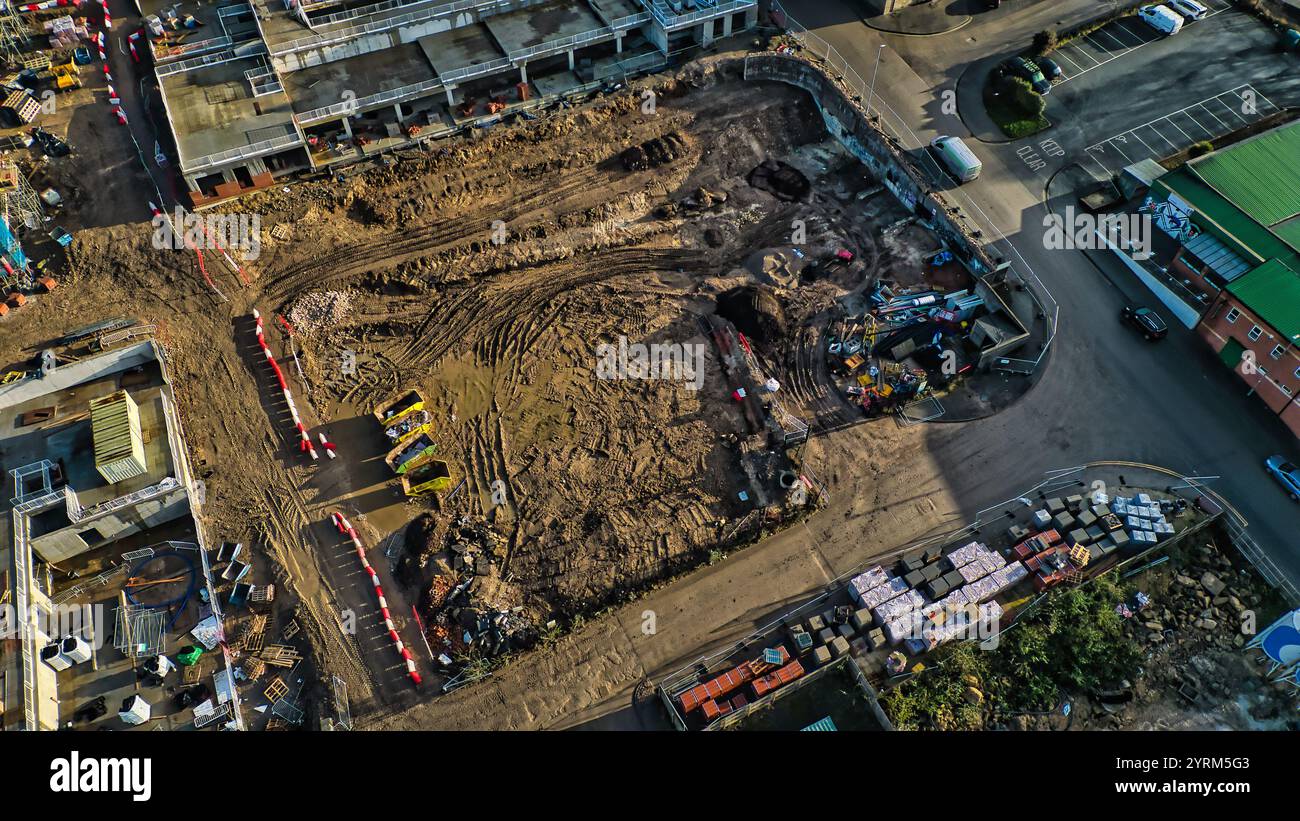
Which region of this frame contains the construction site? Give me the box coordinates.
[0,0,1056,729]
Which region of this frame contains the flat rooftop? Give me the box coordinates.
[0,363,176,535]
[160,58,299,168]
[139,0,261,42]
[260,6,318,49]
[587,0,642,26]
[485,0,605,53]
[285,42,438,114]
[417,24,503,78]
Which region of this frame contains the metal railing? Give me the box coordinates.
[183,131,304,175]
[438,55,512,84]
[156,42,267,76]
[295,76,444,124]
[154,35,234,63]
[12,510,39,730]
[645,0,752,29]
[246,67,285,96]
[14,486,64,515]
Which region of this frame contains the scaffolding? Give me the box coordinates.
[0,3,30,66]
[0,161,43,285]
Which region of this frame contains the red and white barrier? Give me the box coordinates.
[330,512,422,687]
[252,309,318,459]
[149,202,228,300]
[318,432,337,459]
[99,0,111,29]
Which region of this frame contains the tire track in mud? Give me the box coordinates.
[261,168,611,304]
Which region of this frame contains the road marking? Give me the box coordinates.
[1197,102,1230,131]
[1055,5,1232,85]
[1140,123,1178,150]
[1080,82,1278,176]
[1214,96,1249,124]
[1052,48,1089,73]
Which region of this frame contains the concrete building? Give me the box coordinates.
[0,341,229,731]
[1145,120,1300,437]
[140,0,759,205]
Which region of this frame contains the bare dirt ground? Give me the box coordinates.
[0,54,958,726]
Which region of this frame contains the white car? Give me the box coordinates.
[1138,4,1184,35]
[1168,0,1209,20]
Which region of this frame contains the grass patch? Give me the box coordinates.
[982,73,1049,140]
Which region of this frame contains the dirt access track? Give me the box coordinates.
[0,54,944,726]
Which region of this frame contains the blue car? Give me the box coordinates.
[1266,455,1300,500]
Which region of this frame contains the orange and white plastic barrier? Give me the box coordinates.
[330,511,422,687]
[252,309,318,459]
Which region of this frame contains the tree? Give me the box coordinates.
[1033,28,1058,56]
[1001,75,1045,120]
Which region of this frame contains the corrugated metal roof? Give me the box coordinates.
[1154,168,1300,274]
[1184,232,1252,282]
[1189,120,1300,229]
[89,390,147,479]
[1227,258,1300,343]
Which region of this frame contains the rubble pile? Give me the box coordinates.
[287,290,354,337]
[417,516,537,673]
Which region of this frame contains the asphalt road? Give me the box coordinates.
[782,0,1300,577]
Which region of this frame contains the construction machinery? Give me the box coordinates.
[400,458,452,496]
[49,59,80,92]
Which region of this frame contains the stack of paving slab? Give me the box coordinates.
[1112,493,1175,548]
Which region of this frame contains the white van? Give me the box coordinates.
[1168,0,1208,20]
[930,136,982,183]
[1138,4,1184,35]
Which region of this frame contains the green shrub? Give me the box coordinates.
[1189,140,1214,157]
[1032,29,1058,56]
[1002,75,1045,120]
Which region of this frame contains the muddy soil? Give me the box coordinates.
[0,56,934,725]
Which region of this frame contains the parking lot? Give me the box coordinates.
[1085,83,1281,176]
[1050,0,1233,85]
[1044,4,1300,176]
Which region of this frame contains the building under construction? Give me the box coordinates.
[145,0,759,206]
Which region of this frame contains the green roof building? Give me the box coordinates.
[1147,119,1300,437]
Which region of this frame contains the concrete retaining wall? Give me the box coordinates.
[741,54,998,278]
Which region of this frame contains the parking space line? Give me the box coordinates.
[1141,124,1179,151]
[1164,117,1197,142]
[1181,111,1218,138]
[1052,48,1088,73]
[1062,43,1101,67]
[1108,22,1149,48]
[1197,103,1230,131]
[1214,97,1249,124]
[1094,27,1133,51]
[1127,131,1159,154]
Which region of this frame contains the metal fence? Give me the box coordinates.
[768,2,1060,371]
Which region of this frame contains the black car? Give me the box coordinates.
[1036,56,1063,80]
[1000,57,1052,95]
[1121,306,1168,340]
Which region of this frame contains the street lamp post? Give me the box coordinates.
[867,44,885,120]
